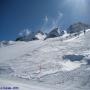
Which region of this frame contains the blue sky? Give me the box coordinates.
[0,0,90,40]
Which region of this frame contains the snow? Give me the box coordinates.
[61,60,83,71]
[0,78,52,90]
[0,29,90,90]
[35,33,47,40]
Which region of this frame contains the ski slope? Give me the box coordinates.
[0,29,90,90]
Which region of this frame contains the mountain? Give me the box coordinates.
[47,28,64,39]
[16,31,35,41]
[16,28,64,41]
[15,22,90,41]
[0,40,15,47]
[67,22,90,34]
[0,29,90,90]
[47,28,60,38]
[0,41,9,46]
[35,30,47,40]
[16,30,47,41]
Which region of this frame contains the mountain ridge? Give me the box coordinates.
[15,22,90,41]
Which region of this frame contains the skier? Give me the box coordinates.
[83,27,86,35]
[84,29,86,35]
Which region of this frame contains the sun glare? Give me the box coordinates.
[66,0,88,15]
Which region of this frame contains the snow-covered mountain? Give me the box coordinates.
[47,28,64,39]
[16,30,35,41]
[35,30,47,40]
[15,22,90,42]
[67,22,90,34]
[0,41,15,47]
[15,28,66,41]
[47,28,61,38]
[0,29,90,90]
[16,30,47,41]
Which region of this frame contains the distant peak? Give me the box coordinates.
[67,22,90,34]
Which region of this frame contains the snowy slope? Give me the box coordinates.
[0,29,90,90]
[0,77,52,90]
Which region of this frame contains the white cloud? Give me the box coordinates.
[19,29,31,37]
[45,16,48,22]
[40,16,49,31]
[58,12,63,18]
[40,12,63,32]
[48,12,63,31]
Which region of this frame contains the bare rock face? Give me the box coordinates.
[47,28,64,38]
[47,28,60,38]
